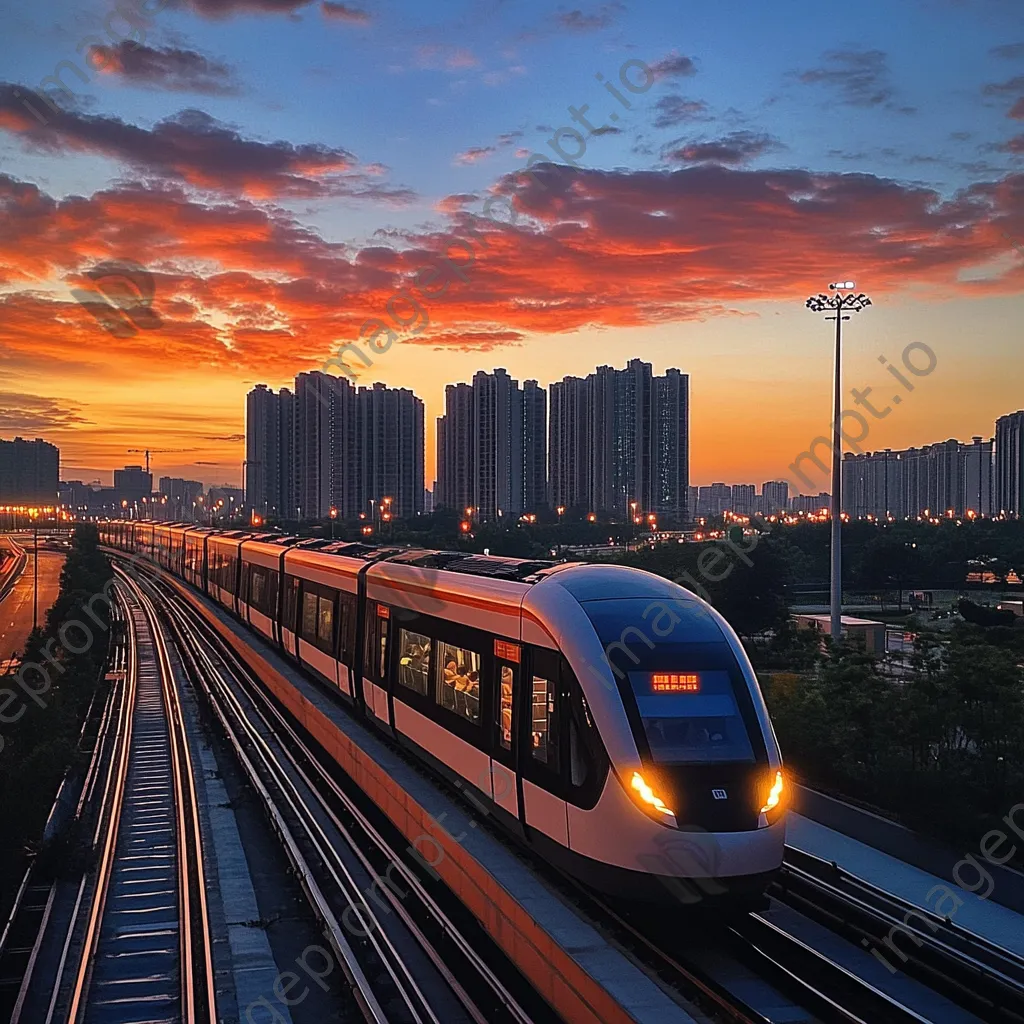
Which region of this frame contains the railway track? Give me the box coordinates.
[49,572,216,1023]
[132,562,554,1024]
[0,605,125,1023]
[774,846,1024,1023]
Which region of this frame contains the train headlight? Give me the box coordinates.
[630,771,677,826]
[760,770,785,818]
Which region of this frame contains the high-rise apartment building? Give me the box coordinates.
[522,380,548,513]
[547,360,689,520]
[358,381,424,520]
[549,375,591,511]
[436,383,475,514]
[246,375,423,522]
[996,411,1024,517]
[842,436,996,519]
[760,481,789,514]
[246,383,282,516]
[730,484,756,516]
[0,437,59,504]
[436,371,546,521]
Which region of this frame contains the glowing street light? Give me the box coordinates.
[805,281,872,641]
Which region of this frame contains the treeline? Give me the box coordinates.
[761,626,1024,859]
[0,524,113,914]
[767,518,1024,590]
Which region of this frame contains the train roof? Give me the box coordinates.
[111,522,583,586]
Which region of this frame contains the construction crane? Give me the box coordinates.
[127,448,197,473]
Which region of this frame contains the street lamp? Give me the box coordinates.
[329,506,338,539]
[806,281,872,641]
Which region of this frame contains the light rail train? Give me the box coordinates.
[99,521,786,902]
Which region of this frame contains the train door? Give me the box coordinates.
[489,640,521,822]
[362,601,392,725]
[519,647,569,846]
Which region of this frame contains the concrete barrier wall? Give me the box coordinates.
[159,569,682,1024]
[794,784,1024,915]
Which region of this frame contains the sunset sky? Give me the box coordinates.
[1,0,1022,492]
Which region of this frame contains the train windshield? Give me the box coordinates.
[626,665,754,764]
[583,599,757,764]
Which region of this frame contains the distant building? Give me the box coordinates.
[0,437,59,505]
[158,476,204,519]
[760,481,789,514]
[842,436,995,518]
[113,464,152,511]
[58,479,94,511]
[548,360,689,521]
[436,370,546,521]
[730,484,756,515]
[790,492,831,513]
[246,383,283,517]
[996,410,1024,517]
[696,483,731,518]
[247,375,423,522]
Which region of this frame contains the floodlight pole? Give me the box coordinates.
[806,286,871,644]
[830,304,844,643]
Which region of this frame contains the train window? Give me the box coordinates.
[250,567,265,608]
[378,617,389,679]
[435,643,480,723]
[398,629,431,696]
[498,665,514,750]
[530,675,558,767]
[301,590,317,641]
[316,595,334,650]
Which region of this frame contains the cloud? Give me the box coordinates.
[184,0,314,17]
[983,75,1024,122]
[0,392,90,434]
[404,328,527,351]
[799,49,900,109]
[454,130,523,166]
[991,42,1024,59]
[662,131,782,166]
[415,45,480,70]
[1,161,1022,388]
[653,95,710,129]
[556,2,624,32]
[454,146,497,165]
[0,86,414,201]
[983,74,1024,97]
[321,2,371,23]
[993,134,1024,153]
[89,42,241,96]
[650,53,697,80]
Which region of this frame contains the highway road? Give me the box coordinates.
[0,550,65,665]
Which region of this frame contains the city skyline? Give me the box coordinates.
[1,1,1021,489]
